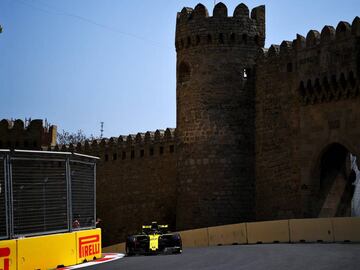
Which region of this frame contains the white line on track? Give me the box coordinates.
[59,253,125,269]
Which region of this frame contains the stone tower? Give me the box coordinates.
[175,2,265,230]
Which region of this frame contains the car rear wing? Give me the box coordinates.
[142,225,168,229]
[142,224,169,234]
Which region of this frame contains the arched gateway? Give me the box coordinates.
[309,143,359,218]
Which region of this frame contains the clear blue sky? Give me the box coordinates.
[1,0,359,138]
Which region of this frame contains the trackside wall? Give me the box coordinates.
[103,217,360,252]
[0,229,101,270]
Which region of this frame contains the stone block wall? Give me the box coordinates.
[0,119,57,150]
[255,45,301,220]
[255,17,360,221]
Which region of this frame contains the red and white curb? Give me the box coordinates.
[59,253,125,269]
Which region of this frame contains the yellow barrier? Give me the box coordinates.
[246,220,289,244]
[208,223,247,246]
[0,239,17,270]
[17,232,77,270]
[69,218,360,255]
[179,228,209,248]
[103,242,126,253]
[76,229,102,264]
[0,229,102,270]
[332,217,360,242]
[289,218,334,243]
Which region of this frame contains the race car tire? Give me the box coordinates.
[126,246,135,256]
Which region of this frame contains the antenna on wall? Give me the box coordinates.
[100,122,104,139]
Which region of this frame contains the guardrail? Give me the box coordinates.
[103,217,360,253]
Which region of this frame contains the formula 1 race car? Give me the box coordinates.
[125,222,182,256]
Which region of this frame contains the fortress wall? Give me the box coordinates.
[295,19,360,217]
[255,43,301,221]
[52,128,178,246]
[256,17,360,220]
[0,119,57,150]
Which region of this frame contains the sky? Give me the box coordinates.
[0,0,359,138]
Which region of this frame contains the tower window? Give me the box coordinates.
[113,153,117,161]
[140,149,144,157]
[169,145,175,153]
[178,61,191,83]
[122,151,126,160]
[243,68,251,79]
[131,150,135,159]
[159,146,164,155]
[150,148,154,156]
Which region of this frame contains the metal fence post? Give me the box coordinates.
[5,154,9,239]
[2,153,9,239]
[94,163,97,228]
[7,153,14,239]
[66,157,73,232]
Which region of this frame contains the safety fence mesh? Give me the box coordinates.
[0,150,98,239]
[71,160,95,229]
[11,155,68,236]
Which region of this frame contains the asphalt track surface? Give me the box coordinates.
[87,244,360,270]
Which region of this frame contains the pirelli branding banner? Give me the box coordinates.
[76,229,102,263]
[0,229,102,270]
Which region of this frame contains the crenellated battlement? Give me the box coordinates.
[0,119,57,149]
[257,17,360,106]
[258,17,360,60]
[175,2,265,51]
[50,128,177,161]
